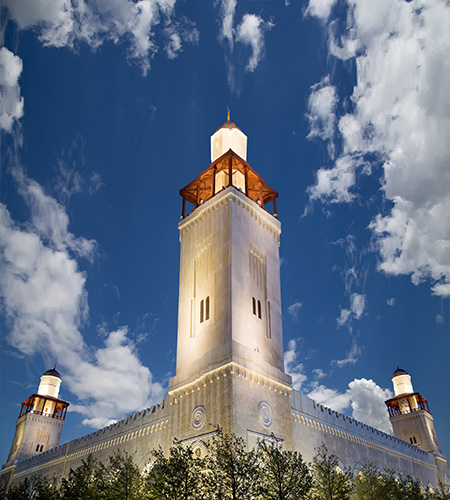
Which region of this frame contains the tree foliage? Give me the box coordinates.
[2,435,447,500]
[257,438,312,500]
[309,445,352,500]
[431,481,450,500]
[351,465,447,500]
[203,427,259,500]
[146,440,204,500]
[60,454,105,500]
[103,452,145,500]
[1,475,60,500]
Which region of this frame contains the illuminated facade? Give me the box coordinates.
[2,119,448,491]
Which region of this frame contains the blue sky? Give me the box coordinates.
[1,0,449,466]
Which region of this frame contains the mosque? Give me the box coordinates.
[1,117,448,491]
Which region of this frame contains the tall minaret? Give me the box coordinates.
[3,365,69,467]
[172,114,286,385]
[169,115,292,444]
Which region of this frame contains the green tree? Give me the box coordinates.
[146,440,204,500]
[2,475,60,500]
[2,478,32,500]
[60,454,106,500]
[103,452,145,500]
[29,475,61,500]
[352,464,385,500]
[309,445,352,500]
[257,438,312,500]
[203,428,259,500]
[379,470,427,500]
[431,481,450,500]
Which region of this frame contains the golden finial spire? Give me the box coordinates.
[227,105,230,122]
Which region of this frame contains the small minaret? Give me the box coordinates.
[4,364,69,467]
[385,366,442,455]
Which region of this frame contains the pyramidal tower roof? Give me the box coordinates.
[210,108,247,163]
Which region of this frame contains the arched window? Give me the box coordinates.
[205,296,210,321]
[252,297,256,315]
[200,300,204,323]
[257,300,262,319]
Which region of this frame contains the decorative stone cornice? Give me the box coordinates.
[168,361,292,404]
[179,188,281,245]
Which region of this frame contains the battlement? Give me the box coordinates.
[6,397,169,477]
[291,390,434,464]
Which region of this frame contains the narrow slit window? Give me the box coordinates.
[200,300,204,323]
[40,445,44,452]
[36,444,40,452]
[258,300,262,319]
[205,296,210,321]
[252,297,256,315]
[190,299,194,337]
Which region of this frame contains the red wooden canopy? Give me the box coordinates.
[385,392,430,417]
[19,394,70,420]
[180,149,278,218]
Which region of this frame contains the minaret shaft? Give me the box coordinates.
[170,187,288,390]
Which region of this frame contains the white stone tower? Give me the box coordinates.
[169,115,292,448]
[4,365,69,467]
[385,366,447,482]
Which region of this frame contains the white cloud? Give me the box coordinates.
[0,172,164,428]
[66,327,164,426]
[284,339,308,390]
[164,18,199,60]
[370,198,450,297]
[305,0,337,21]
[386,297,395,307]
[13,169,97,262]
[285,338,392,433]
[350,293,365,319]
[308,384,350,411]
[0,203,88,357]
[0,48,24,132]
[3,0,197,76]
[347,378,393,434]
[287,301,303,321]
[332,339,361,367]
[53,135,104,203]
[165,30,182,59]
[307,77,338,156]
[308,378,393,433]
[215,1,273,91]
[337,308,351,326]
[218,0,236,49]
[312,368,326,379]
[307,0,450,296]
[436,314,444,325]
[236,14,274,72]
[336,294,365,326]
[308,155,357,204]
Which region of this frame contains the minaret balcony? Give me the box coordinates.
[180,149,278,219]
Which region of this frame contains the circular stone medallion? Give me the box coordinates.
[258,401,273,428]
[191,405,206,430]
